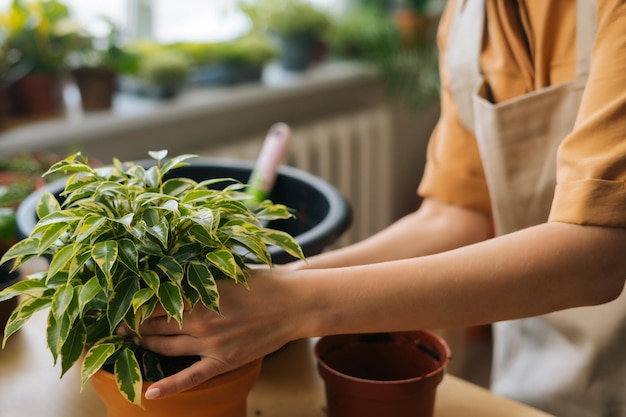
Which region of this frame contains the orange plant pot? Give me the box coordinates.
[91,358,263,417]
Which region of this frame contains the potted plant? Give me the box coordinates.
[1,0,83,115]
[136,48,191,99]
[392,0,434,48]
[326,5,397,62]
[69,18,139,111]
[239,0,330,71]
[0,150,305,416]
[181,35,277,86]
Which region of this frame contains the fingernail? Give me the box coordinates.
[132,336,140,345]
[116,327,127,336]
[145,387,160,400]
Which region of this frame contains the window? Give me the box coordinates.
[0,0,345,43]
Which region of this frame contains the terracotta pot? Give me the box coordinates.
[315,330,451,417]
[72,67,116,111]
[91,358,263,417]
[393,9,432,48]
[9,73,62,115]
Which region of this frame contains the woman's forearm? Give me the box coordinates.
[294,222,626,338]
[288,198,493,270]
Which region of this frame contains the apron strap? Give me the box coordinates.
[444,0,485,134]
[575,0,597,82]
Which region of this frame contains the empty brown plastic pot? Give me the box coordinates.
[315,330,451,417]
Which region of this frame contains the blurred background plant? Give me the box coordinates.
[0,152,63,251]
[238,0,331,71]
[327,0,440,110]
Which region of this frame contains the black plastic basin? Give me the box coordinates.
[17,157,352,264]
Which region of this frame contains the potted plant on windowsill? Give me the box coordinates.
[239,0,330,71]
[182,35,277,86]
[69,18,139,111]
[0,150,305,417]
[1,0,84,115]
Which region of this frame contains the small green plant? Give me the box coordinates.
[139,49,191,91]
[0,150,304,407]
[239,0,330,37]
[0,0,86,74]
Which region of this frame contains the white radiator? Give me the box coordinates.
[199,105,395,249]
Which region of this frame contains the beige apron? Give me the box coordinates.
[446,1,626,416]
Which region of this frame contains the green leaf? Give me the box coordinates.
[0,278,48,302]
[78,277,103,318]
[182,190,215,204]
[136,239,163,257]
[47,244,78,279]
[206,249,238,280]
[74,215,106,244]
[35,191,61,220]
[63,173,98,194]
[107,277,139,331]
[60,319,87,377]
[161,154,197,176]
[81,343,119,388]
[3,297,52,347]
[118,239,140,275]
[162,178,195,197]
[261,229,306,261]
[255,203,294,221]
[157,256,184,284]
[145,220,168,248]
[227,227,271,265]
[68,248,91,281]
[158,281,184,327]
[44,163,96,178]
[131,287,154,313]
[33,211,83,233]
[38,222,70,253]
[142,208,159,227]
[187,262,220,314]
[51,283,74,321]
[46,313,60,364]
[140,270,160,294]
[114,347,143,408]
[148,150,168,161]
[141,350,165,382]
[92,240,118,279]
[0,237,40,266]
[145,166,160,189]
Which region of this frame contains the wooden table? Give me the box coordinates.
[0,308,554,417]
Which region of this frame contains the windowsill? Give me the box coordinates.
[0,61,383,160]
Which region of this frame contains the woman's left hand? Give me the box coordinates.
[118,267,305,400]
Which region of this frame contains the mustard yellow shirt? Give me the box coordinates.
[418,0,626,228]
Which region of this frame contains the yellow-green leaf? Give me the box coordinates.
[92,241,118,279]
[187,262,220,314]
[47,244,77,279]
[158,282,183,327]
[206,249,238,280]
[81,343,119,388]
[114,347,143,408]
[35,191,61,220]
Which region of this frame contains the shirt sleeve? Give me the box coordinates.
[417,0,492,216]
[549,1,626,228]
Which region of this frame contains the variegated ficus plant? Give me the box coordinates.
[0,150,304,407]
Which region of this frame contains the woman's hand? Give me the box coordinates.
[119,268,305,400]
